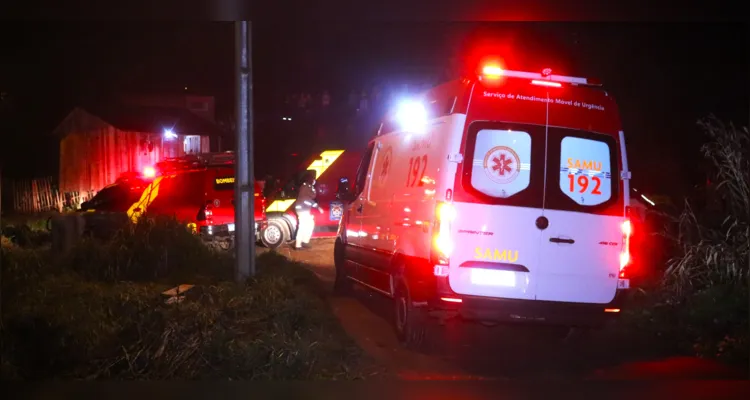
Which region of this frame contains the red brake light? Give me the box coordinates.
[531,80,562,88]
[622,219,633,237]
[619,218,632,277]
[431,202,455,270]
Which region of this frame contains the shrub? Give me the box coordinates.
[62,215,235,283]
[664,118,749,291]
[1,223,51,248]
[635,116,749,364]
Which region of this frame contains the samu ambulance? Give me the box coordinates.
[333,64,634,347]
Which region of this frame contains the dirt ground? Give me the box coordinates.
[263,238,745,380]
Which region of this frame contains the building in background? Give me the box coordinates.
[52,101,226,194]
[119,93,217,123]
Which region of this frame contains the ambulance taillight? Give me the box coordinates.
[619,214,633,279]
[431,201,456,276]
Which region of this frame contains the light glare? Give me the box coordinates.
[396,100,427,133]
[164,128,178,139]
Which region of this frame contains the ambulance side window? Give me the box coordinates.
[354,144,375,197]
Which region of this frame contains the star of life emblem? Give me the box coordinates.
[483,146,521,184]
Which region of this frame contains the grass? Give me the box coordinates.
[1,217,380,380]
[621,116,749,366]
[1,213,52,248]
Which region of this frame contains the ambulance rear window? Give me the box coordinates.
[545,128,620,215]
[559,137,612,205]
[461,122,545,207]
[470,129,532,198]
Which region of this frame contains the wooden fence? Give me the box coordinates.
[7,177,94,214]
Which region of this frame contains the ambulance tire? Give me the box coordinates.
[333,239,353,294]
[260,220,287,250]
[394,277,430,351]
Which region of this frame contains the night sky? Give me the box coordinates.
[1,22,747,199]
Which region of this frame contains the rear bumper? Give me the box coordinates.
[427,278,627,328]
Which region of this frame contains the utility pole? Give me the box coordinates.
[234,21,255,280]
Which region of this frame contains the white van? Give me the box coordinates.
[334,65,634,347]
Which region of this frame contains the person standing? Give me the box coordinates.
[294,171,323,249]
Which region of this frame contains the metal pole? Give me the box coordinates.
[234,21,255,280]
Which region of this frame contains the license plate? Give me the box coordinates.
[617,279,630,289]
[227,223,235,232]
[470,269,516,287]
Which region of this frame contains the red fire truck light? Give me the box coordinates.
[143,166,156,178]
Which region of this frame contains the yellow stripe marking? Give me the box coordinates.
[264,149,345,213]
[266,199,295,212]
[127,176,165,223]
[308,150,344,179]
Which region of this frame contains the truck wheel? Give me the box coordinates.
[394,277,429,351]
[217,236,234,251]
[260,220,285,249]
[333,239,352,294]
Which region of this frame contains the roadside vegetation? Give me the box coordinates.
[621,116,749,366]
[1,115,746,378]
[1,216,378,380]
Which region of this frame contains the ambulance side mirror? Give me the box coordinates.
[336,177,355,202]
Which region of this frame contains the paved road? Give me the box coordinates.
[269,238,745,381]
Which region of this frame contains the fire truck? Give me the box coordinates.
[260,149,363,248]
[80,151,267,248]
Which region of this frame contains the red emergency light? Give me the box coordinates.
[143,166,156,178]
[480,63,598,87]
[482,65,503,78]
[531,79,562,88]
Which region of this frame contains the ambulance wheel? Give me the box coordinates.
[333,239,353,294]
[260,220,286,249]
[394,277,429,351]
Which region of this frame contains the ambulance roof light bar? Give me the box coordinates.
[481,65,600,86]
